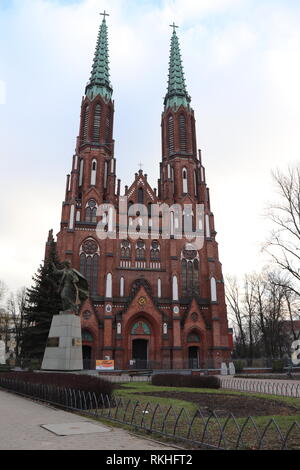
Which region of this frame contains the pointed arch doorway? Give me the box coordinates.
[132,339,148,368]
[130,319,151,369]
[188,346,200,369]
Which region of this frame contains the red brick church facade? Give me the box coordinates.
[45,16,233,370]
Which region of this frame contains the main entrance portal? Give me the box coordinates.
[132,339,148,369]
[82,345,92,370]
[189,346,200,369]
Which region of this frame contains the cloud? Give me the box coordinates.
[210,23,257,66]
[161,0,244,21]
[0,80,6,104]
[1,0,300,292]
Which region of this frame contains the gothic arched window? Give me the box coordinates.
[182,168,188,194]
[157,278,162,298]
[172,275,179,301]
[179,114,186,152]
[121,240,131,259]
[136,240,146,260]
[181,247,200,297]
[104,161,109,189]
[138,187,144,204]
[91,159,97,185]
[79,238,99,296]
[168,115,174,155]
[206,214,211,238]
[82,105,90,143]
[120,277,125,297]
[82,330,93,342]
[105,108,111,145]
[85,200,97,223]
[187,332,201,343]
[106,273,112,298]
[150,240,160,261]
[211,277,217,302]
[131,322,151,335]
[79,159,84,187]
[194,170,198,197]
[92,103,102,142]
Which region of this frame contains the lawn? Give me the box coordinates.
[96,382,300,450]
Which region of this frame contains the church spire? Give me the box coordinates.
[164,23,191,110]
[85,11,113,102]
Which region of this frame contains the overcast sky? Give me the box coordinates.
[1,0,300,293]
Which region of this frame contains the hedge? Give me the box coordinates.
[0,371,115,396]
[152,374,220,389]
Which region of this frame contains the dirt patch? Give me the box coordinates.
[135,391,300,417]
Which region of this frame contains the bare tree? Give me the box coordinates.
[243,274,258,364]
[0,280,7,304]
[225,276,247,356]
[264,166,300,297]
[226,270,297,360]
[6,288,28,364]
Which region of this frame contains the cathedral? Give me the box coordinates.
[45,14,233,371]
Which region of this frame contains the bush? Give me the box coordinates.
[152,374,220,389]
[233,360,244,374]
[0,365,12,372]
[0,371,115,396]
[272,360,284,373]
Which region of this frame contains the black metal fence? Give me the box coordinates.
[222,377,300,398]
[1,376,300,449]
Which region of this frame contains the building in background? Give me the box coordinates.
[45,15,232,370]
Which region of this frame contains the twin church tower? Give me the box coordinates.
[46,13,233,370]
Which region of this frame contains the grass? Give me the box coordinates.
[3,374,300,449]
[93,382,300,449]
[116,381,300,410]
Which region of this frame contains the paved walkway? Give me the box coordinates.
[0,389,174,450]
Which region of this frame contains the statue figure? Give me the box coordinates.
[52,261,89,314]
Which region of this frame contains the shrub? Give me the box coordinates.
[152,374,220,389]
[272,360,284,373]
[233,360,244,374]
[0,371,115,396]
[0,365,11,372]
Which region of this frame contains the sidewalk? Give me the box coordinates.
[0,389,174,450]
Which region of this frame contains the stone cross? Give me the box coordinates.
[169,22,179,32]
[100,10,110,19]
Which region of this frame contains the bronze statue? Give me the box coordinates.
[52,261,89,314]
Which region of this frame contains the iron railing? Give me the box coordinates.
[221,377,300,398]
[0,376,300,450]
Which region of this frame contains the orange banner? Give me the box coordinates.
[96,360,115,371]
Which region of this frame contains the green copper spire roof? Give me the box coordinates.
[164,24,191,110]
[86,12,113,101]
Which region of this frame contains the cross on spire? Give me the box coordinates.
[86,10,113,100]
[164,21,190,110]
[169,22,179,32]
[138,162,144,171]
[100,10,109,19]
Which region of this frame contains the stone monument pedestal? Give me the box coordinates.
[41,313,83,371]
